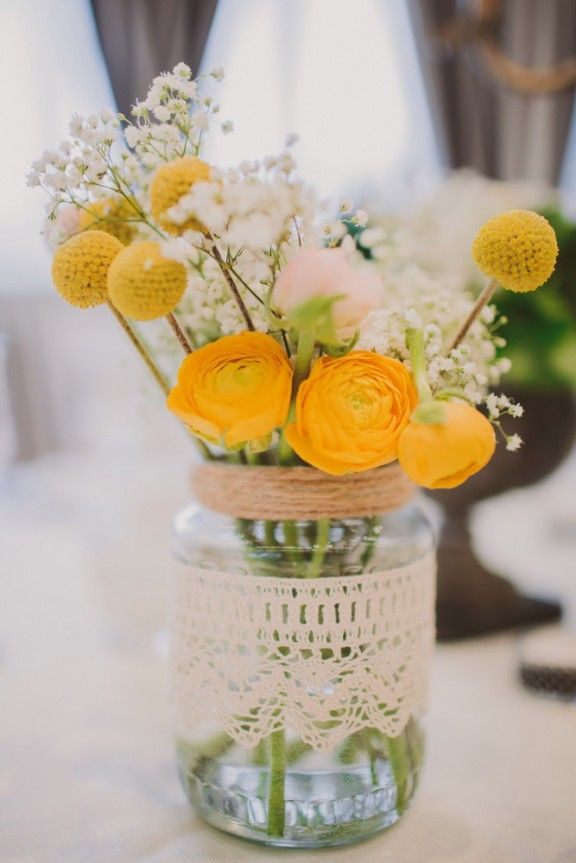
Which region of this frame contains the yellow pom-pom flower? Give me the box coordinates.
[51,230,123,308]
[107,241,187,320]
[150,156,211,235]
[472,209,558,293]
[167,331,293,448]
[78,196,139,245]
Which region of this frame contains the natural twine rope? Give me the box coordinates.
[191,461,415,520]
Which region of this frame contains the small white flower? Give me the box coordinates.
[69,114,85,137]
[124,126,141,147]
[508,402,524,418]
[506,434,523,452]
[352,209,369,228]
[153,105,171,122]
[174,62,191,78]
[221,120,234,135]
[161,237,192,264]
[486,393,500,418]
[276,152,296,174]
[211,66,225,82]
[26,169,40,187]
[191,112,209,132]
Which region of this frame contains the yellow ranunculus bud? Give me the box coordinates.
[107,241,187,320]
[472,209,558,293]
[398,401,496,489]
[150,156,211,235]
[51,229,123,308]
[167,331,293,448]
[284,352,417,475]
[78,196,139,245]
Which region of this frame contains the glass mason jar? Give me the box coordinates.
[171,470,435,849]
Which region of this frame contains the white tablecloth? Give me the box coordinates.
[1,455,575,863]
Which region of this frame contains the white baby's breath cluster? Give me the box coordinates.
[27,63,230,241]
[354,225,506,405]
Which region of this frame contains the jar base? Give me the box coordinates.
[179,759,417,848]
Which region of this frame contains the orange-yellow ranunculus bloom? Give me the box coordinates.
[398,401,496,489]
[167,331,293,448]
[284,352,417,475]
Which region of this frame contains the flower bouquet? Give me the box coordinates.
[29,64,558,848]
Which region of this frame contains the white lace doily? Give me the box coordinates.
[171,553,436,752]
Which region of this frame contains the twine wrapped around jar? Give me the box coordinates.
[190,461,415,521]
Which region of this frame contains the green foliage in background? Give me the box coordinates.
[495,207,576,390]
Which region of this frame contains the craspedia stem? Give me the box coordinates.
[166,312,193,354]
[106,300,170,395]
[209,240,255,331]
[448,278,498,353]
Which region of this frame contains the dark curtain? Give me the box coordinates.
[409,0,576,183]
[90,0,219,117]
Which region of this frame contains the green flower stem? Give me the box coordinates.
[107,300,170,395]
[306,518,331,578]
[165,311,193,354]
[282,519,301,566]
[434,387,475,405]
[267,729,287,837]
[385,731,410,815]
[266,516,331,838]
[405,327,433,405]
[293,330,316,391]
[264,519,277,546]
[278,330,316,466]
[359,516,380,572]
[448,277,498,352]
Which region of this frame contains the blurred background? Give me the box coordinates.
[1,0,576,648]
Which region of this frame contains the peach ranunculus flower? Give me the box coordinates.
[398,401,496,489]
[284,351,417,475]
[272,247,383,332]
[167,331,293,448]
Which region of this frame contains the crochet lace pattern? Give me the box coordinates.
[172,553,436,752]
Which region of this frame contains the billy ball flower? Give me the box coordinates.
[51,229,123,308]
[473,209,558,293]
[107,241,187,320]
[78,195,140,245]
[284,352,417,475]
[150,156,211,235]
[167,331,293,448]
[273,247,383,333]
[398,401,496,489]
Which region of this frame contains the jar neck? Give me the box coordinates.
[190,461,415,522]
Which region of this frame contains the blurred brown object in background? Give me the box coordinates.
[432,389,575,641]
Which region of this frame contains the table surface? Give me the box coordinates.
[1,454,576,863]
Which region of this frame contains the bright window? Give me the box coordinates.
[0,0,114,294]
[201,0,441,204]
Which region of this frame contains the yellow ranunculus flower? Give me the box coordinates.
[284,352,417,475]
[167,331,293,448]
[398,401,496,489]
